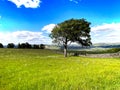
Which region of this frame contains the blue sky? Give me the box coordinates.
[0,0,120,45]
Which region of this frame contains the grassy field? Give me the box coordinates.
[0,49,120,90]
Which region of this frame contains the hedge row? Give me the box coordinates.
[0,42,45,49]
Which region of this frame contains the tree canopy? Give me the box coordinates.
[0,43,3,48]
[7,43,15,48]
[50,18,92,57]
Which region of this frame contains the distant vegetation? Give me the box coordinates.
[7,43,15,48]
[0,42,45,49]
[0,42,120,56]
[0,43,3,48]
[68,48,120,55]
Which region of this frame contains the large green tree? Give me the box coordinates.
[50,18,92,57]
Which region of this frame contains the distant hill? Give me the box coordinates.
[45,43,120,50]
[93,43,120,48]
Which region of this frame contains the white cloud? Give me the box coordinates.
[0,31,52,45]
[91,23,120,43]
[1,23,120,45]
[91,23,120,32]
[8,0,41,8]
[69,0,81,4]
[0,16,1,19]
[42,24,56,33]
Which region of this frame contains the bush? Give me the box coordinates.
[18,42,32,49]
[40,44,45,49]
[7,43,15,48]
[33,44,39,49]
[0,43,4,48]
[17,43,45,49]
[73,52,79,56]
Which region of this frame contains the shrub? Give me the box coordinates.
[18,42,32,49]
[0,43,4,48]
[40,44,45,49]
[33,44,39,49]
[73,52,79,56]
[7,43,15,48]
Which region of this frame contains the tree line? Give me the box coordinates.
[0,42,45,49]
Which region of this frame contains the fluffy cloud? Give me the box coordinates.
[0,24,57,45]
[0,31,52,45]
[0,16,1,19]
[91,23,120,43]
[8,0,41,8]
[1,23,120,45]
[91,23,120,32]
[42,24,56,33]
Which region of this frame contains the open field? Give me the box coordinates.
[0,49,120,90]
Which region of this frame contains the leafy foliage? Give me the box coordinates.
[18,43,45,49]
[40,44,45,49]
[33,44,40,49]
[50,18,92,57]
[0,43,3,48]
[7,43,15,48]
[18,42,32,49]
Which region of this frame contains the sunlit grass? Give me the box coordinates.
[0,49,120,90]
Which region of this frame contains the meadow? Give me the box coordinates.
[0,48,120,90]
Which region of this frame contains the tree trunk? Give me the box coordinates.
[64,38,67,57]
[64,45,67,57]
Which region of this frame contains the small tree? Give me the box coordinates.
[7,43,15,48]
[0,43,4,48]
[50,18,92,57]
[18,43,21,48]
[40,44,45,49]
[19,43,26,48]
[25,42,32,49]
[18,42,32,49]
[33,44,40,49]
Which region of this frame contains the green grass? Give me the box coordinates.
[0,49,120,90]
